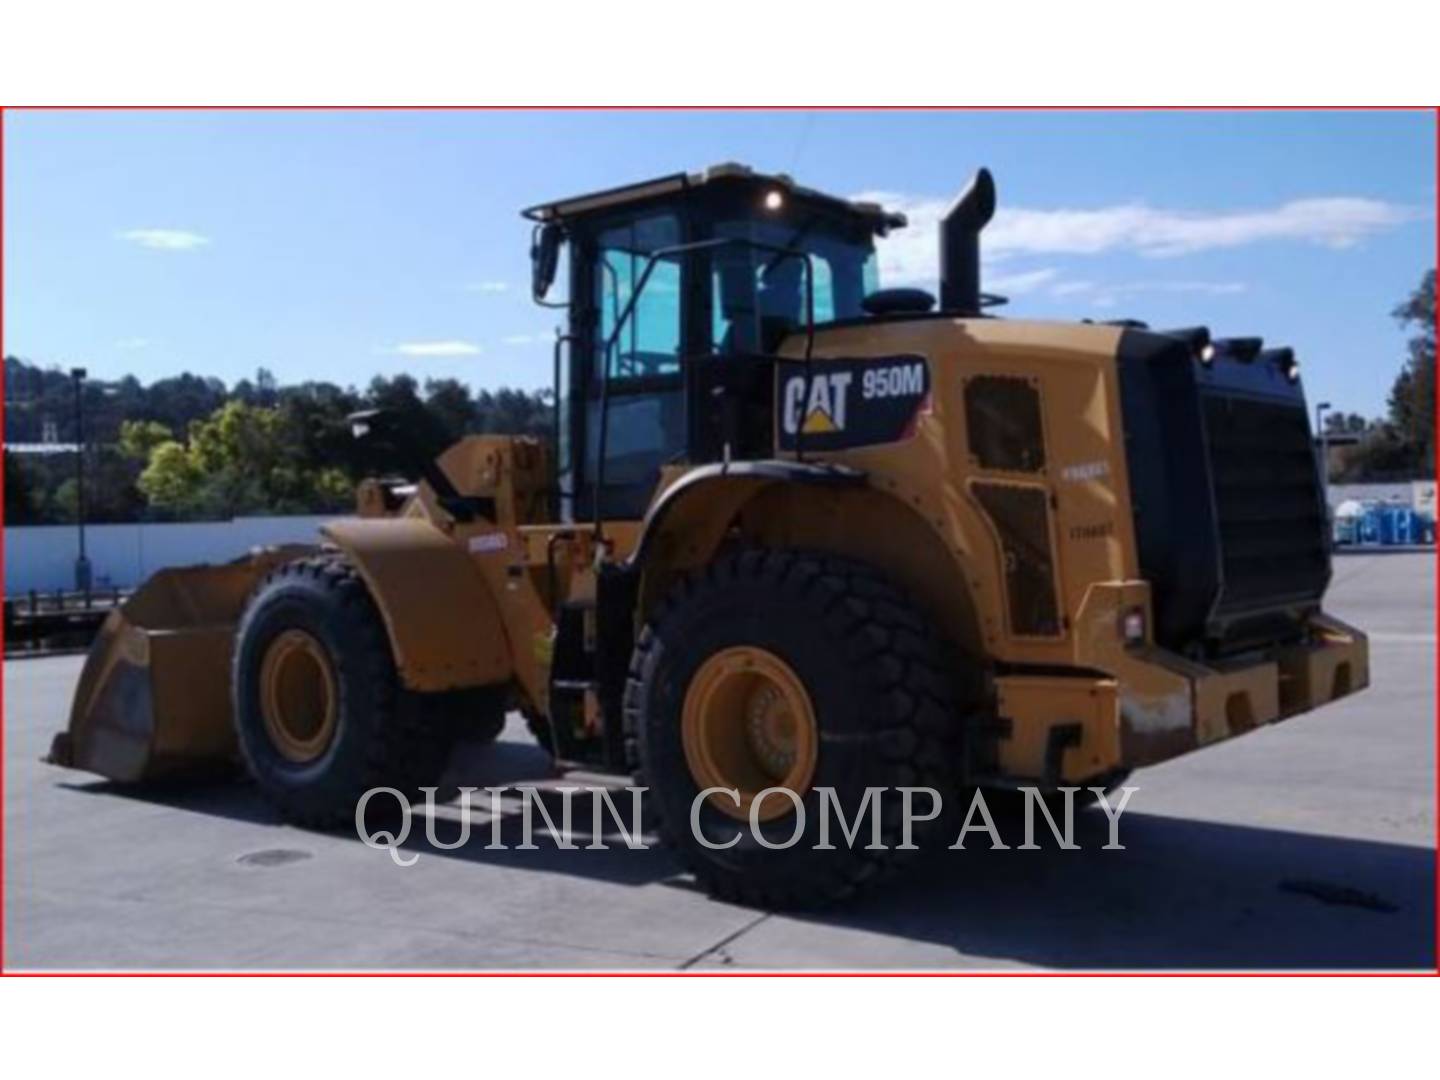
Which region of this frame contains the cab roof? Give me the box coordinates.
[521,162,907,234]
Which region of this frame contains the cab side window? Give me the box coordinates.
[595,215,682,379]
[581,212,685,519]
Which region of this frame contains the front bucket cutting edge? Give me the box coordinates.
[48,547,313,783]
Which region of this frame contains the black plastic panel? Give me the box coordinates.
[1202,394,1330,643]
[1116,328,1329,655]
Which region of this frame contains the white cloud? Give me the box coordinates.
[991,199,1414,258]
[855,191,1418,284]
[1056,279,1248,298]
[393,340,482,357]
[1051,279,1249,308]
[501,333,543,346]
[117,228,210,251]
[463,280,510,293]
[984,268,1060,295]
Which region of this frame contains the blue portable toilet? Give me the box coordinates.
[1380,505,1418,545]
[1357,506,1383,545]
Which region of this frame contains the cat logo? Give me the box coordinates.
[782,371,852,436]
[775,355,930,453]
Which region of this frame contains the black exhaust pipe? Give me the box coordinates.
[939,167,996,314]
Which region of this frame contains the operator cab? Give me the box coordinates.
[524,163,906,520]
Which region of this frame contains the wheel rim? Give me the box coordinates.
[259,629,338,764]
[681,646,818,822]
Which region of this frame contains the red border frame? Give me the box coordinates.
[0,105,1436,978]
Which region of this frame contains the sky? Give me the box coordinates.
[3,109,1434,417]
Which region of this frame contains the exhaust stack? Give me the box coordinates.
[939,167,996,314]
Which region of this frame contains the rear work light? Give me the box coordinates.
[1121,607,1147,644]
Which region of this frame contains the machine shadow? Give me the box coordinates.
[799,805,1436,970]
[64,734,1437,970]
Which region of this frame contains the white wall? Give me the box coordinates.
[4,515,334,594]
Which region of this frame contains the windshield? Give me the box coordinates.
[710,216,879,353]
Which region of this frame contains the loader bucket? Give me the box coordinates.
[49,547,314,783]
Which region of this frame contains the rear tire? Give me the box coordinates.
[625,550,961,909]
[232,555,456,827]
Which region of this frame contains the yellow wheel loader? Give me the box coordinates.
[50,163,1369,907]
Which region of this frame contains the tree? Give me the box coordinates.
[136,440,203,515]
[424,377,477,441]
[476,386,555,437]
[1330,269,1436,482]
[5,354,556,521]
[1388,268,1435,475]
[4,450,38,522]
[118,419,174,461]
[137,400,355,519]
[278,381,365,476]
[367,374,452,460]
[1331,426,1416,483]
[1324,411,1368,435]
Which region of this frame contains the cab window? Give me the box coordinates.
[709,218,877,354]
[594,214,682,379]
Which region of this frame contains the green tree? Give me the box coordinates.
[6,354,557,522]
[136,401,356,519]
[1389,268,1435,476]
[367,374,451,460]
[51,477,81,522]
[137,440,203,515]
[424,377,477,441]
[1330,269,1436,482]
[1324,411,1369,435]
[4,450,38,522]
[118,419,174,461]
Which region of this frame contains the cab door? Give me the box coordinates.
[571,211,689,521]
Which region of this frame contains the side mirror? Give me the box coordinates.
[531,223,563,301]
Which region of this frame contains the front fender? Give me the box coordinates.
[322,517,513,692]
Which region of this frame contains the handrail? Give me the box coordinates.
[551,331,578,516]
[592,235,817,542]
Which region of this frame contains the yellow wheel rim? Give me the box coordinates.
[681,646,818,822]
[259,629,338,764]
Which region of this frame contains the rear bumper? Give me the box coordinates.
[992,582,1369,785]
[1116,612,1369,769]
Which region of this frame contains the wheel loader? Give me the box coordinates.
[50,163,1369,907]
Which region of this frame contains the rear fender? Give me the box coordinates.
[629,462,984,659]
[629,461,865,617]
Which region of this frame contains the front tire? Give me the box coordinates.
[625,550,961,909]
[232,556,455,827]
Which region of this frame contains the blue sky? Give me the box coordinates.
[3,109,1434,416]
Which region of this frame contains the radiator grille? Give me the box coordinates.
[1202,394,1329,637]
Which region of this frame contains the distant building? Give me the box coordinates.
[4,442,81,455]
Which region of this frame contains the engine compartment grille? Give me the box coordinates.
[1115,328,1330,657]
[1202,394,1329,645]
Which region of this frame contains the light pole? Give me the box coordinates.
[71,366,91,593]
[1315,400,1332,518]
